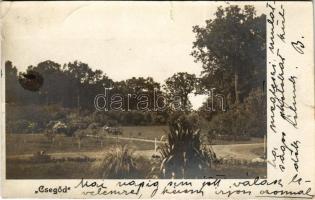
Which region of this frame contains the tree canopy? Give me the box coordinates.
[191,5,266,105]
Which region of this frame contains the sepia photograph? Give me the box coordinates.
[3,2,267,180]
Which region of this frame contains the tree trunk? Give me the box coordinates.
[182,96,187,111]
[234,70,240,104]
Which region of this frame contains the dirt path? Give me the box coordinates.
[212,143,264,160]
[135,143,264,160]
[98,136,264,160]
[99,135,167,144]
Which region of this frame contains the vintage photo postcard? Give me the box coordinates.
[0,1,314,199]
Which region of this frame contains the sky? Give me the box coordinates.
[1,1,266,109]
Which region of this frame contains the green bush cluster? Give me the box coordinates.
[207,88,266,140]
[6,104,169,134]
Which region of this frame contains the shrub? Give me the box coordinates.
[207,88,266,140]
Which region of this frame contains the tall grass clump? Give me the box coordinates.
[97,145,150,179]
[159,113,217,178]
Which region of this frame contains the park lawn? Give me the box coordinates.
[6,125,266,179]
[6,126,168,155]
[6,159,266,179]
[6,161,97,179]
[120,126,264,144]
[120,125,167,140]
[6,133,155,156]
[6,125,264,156]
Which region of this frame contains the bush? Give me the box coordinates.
[6,104,169,134]
[6,104,72,133]
[207,88,266,140]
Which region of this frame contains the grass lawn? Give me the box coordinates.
[6,133,156,156]
[120,126,167,140]
[6,159,266,179]
[6,126,263,156]
[6,126,266,179]
[6,161,96,179]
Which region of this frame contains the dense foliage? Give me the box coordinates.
[192,5,266,139]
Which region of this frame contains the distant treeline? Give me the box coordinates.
[5,60,164,110]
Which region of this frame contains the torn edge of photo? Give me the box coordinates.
[0,0,314,199]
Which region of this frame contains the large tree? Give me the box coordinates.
[164,72,197,110]
[29,60,64,105]
[63,61,112,109]
[191,5,266,104]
